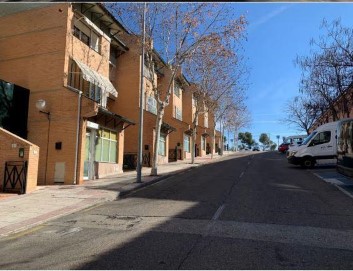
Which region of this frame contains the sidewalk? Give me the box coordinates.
[0,151,243,237]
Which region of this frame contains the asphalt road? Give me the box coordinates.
[1,151,353,269]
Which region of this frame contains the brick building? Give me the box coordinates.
[0,3,221,189]
[310,86,353,132]
[0,3,134,185]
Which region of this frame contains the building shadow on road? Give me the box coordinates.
[66,152,353,270]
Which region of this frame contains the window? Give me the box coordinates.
[68,60,106,108]
[95,128,117,163]
[310,131,331,146]
[73,26,90,46]
[204,112,209,128]
[192,95,196,107]
[158,134,166,156]
[90,31,100,52]
[201,136,206,150]
[89,83,101,103]
[143,55,155,80]
[184,135,190,152]
[73,17,101,53]
[174,83,181,98]
[175,106,182,121]
[147,95,157,114]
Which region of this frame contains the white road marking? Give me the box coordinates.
[239,172,244,179]
[334,185,353,200]
[212,204,226,221]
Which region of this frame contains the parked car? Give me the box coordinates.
[278,143,290,153]
[283,135,307,146]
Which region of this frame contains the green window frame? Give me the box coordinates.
[95,128,117,163]
[184,135,190,152]
[158,134,166,156]
[201,136,206,150]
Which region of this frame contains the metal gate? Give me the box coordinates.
[169,149,182,162]
[3,161,27,194]
[123,152,151,170]
[168,149,177,162]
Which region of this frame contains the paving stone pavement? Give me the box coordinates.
[0,151,245,237]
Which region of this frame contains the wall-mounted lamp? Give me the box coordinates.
[36,99,50,120]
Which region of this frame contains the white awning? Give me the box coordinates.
[73,58,118,97]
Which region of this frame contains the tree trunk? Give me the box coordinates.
[191,126,197,164]
[211,125,216,159]
[221,121,225,155]
[151,109,164,176]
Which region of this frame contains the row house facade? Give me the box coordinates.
[310,86,353,132]
[0,3,134,187]
[0,3,221,191]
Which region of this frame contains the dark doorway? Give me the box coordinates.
[0,79,29,139]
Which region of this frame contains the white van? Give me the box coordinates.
[287,121,340,168]
[284,135,307,146]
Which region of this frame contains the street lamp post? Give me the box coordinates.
[36,99,50,185]
[137,2,146,183]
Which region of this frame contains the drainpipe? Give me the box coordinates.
[73,90,82,184]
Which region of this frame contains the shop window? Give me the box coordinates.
[184,135,190,152]
[201,136,206,150]
[95,128,117,163]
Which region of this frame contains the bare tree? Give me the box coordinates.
[183,32,248,162]
[222,97,251,153]
[108,3,247,175]
[296,19,353,122]
[281,96,318,135]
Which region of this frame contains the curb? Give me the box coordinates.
[0,153,240,237]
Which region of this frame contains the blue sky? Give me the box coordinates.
[229,3,353,146]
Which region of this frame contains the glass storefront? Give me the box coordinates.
[0,79,29,139]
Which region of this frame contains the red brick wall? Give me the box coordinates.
[0,128,39,193]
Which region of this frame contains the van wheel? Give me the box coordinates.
[301,157,315,169]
